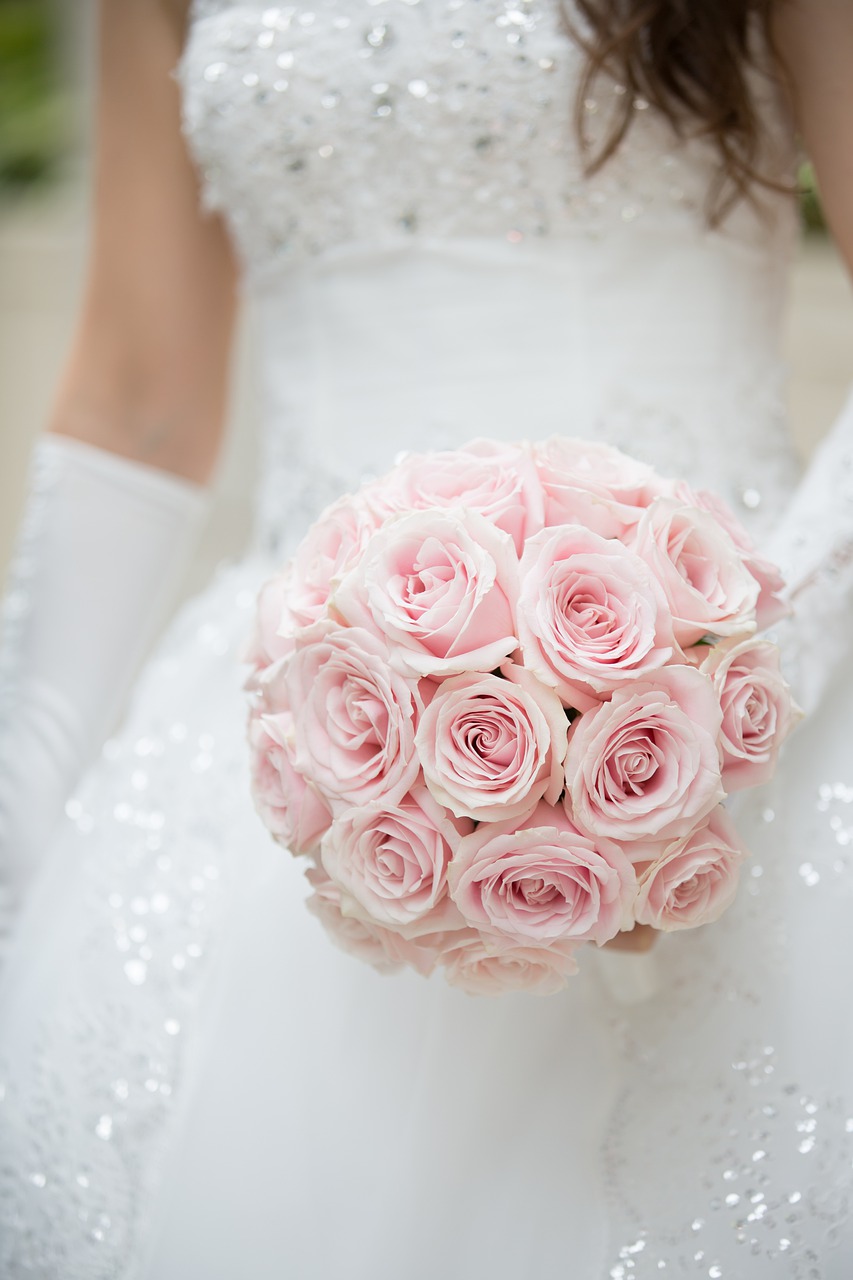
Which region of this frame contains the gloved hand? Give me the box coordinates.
[0,433,209,954]
[763,387,853,717]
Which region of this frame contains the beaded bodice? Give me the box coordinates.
[177,1,803,553]
[180,0,794,272]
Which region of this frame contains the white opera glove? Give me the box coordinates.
[0,434,209,952]
[763,388,853,717]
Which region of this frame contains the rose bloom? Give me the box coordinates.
[448,800,637,948]
[675,482,789,629]
[440,933,579,996]
[534,437,671,538]
[243,494,380,670]
[415,664,568,822]
[320,786,471,933]
[563,666,724,849]
[634,807,747,931]
[285,493,379,630]
[241,573,296,671]
[361,438,545,554]
[306,863,462,977]
[701,637,801,791]
[517,525,676,711]
[630,497,760,645]
[247,710,333,855]
[278,623,422,810]
[305,863,405,974]
[333,508,519,677]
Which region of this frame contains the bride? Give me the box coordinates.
[1,1,852,1276]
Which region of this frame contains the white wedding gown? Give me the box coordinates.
[2,3,853,1277]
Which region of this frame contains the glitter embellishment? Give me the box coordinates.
[0,568,265,1280]
[176,0,795,277]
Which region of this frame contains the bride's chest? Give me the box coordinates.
[178,1,707,270]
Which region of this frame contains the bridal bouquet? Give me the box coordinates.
[244,439,799,995]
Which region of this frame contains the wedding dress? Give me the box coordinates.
[2,2,853,1277]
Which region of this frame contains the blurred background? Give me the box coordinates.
[0,0,259,598]
[1,0,852,601]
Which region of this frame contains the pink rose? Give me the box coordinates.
[630,498,760,645]
[244,497,379,670]
[285,493,379,631]
[362,439,545,554]
[333,509,519,678]
[320,786,471,933]
[448,800,637,948]
[279,624,422,809]
[701,637,801,791]
[517,526,676,711]
[304,864,405,973]
[305,864,456,977]
[248,711,333,855]
[534,437,671,538]
[564,666,724,848]
[415,664,568,822]
[675,483,789,629]
[441,933,579,996]
[241,574,296,670]
[634,807,747,931]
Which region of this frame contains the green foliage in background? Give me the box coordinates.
[798,162,826,235]
[0,0,65,191]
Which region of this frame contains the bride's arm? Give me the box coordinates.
[0,0,238,949]
[51,0,237,478]
[758,1,853,715]
[773,0,853,279]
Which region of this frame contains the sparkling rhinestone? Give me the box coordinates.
[95,1116,113,1141]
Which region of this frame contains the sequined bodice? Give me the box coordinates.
[181,0,793,270]
[178,1,803,552]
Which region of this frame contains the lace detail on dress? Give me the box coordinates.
[605,1045,853,1277]
[0,567,265,1280]
[177,0,795,279]
[601,774,853,1276]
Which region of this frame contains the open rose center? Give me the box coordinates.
[745,691,767,726]
[604,728,667,798]
[559,581,616,641]
[668,526,724,602]
[370,835,434,896]
[549,571,651,666]
[384,536,481,631]
[399,563,455,613]
[456,707,520,773]
[506,874,563,915]
[334,683,387,748]
[671,870,717,912]
[376,843,407,881]
[521,874,565,909]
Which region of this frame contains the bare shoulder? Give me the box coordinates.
[772,0,853,276]
[156,0,193,30]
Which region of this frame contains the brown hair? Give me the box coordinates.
[564,1,790,221]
